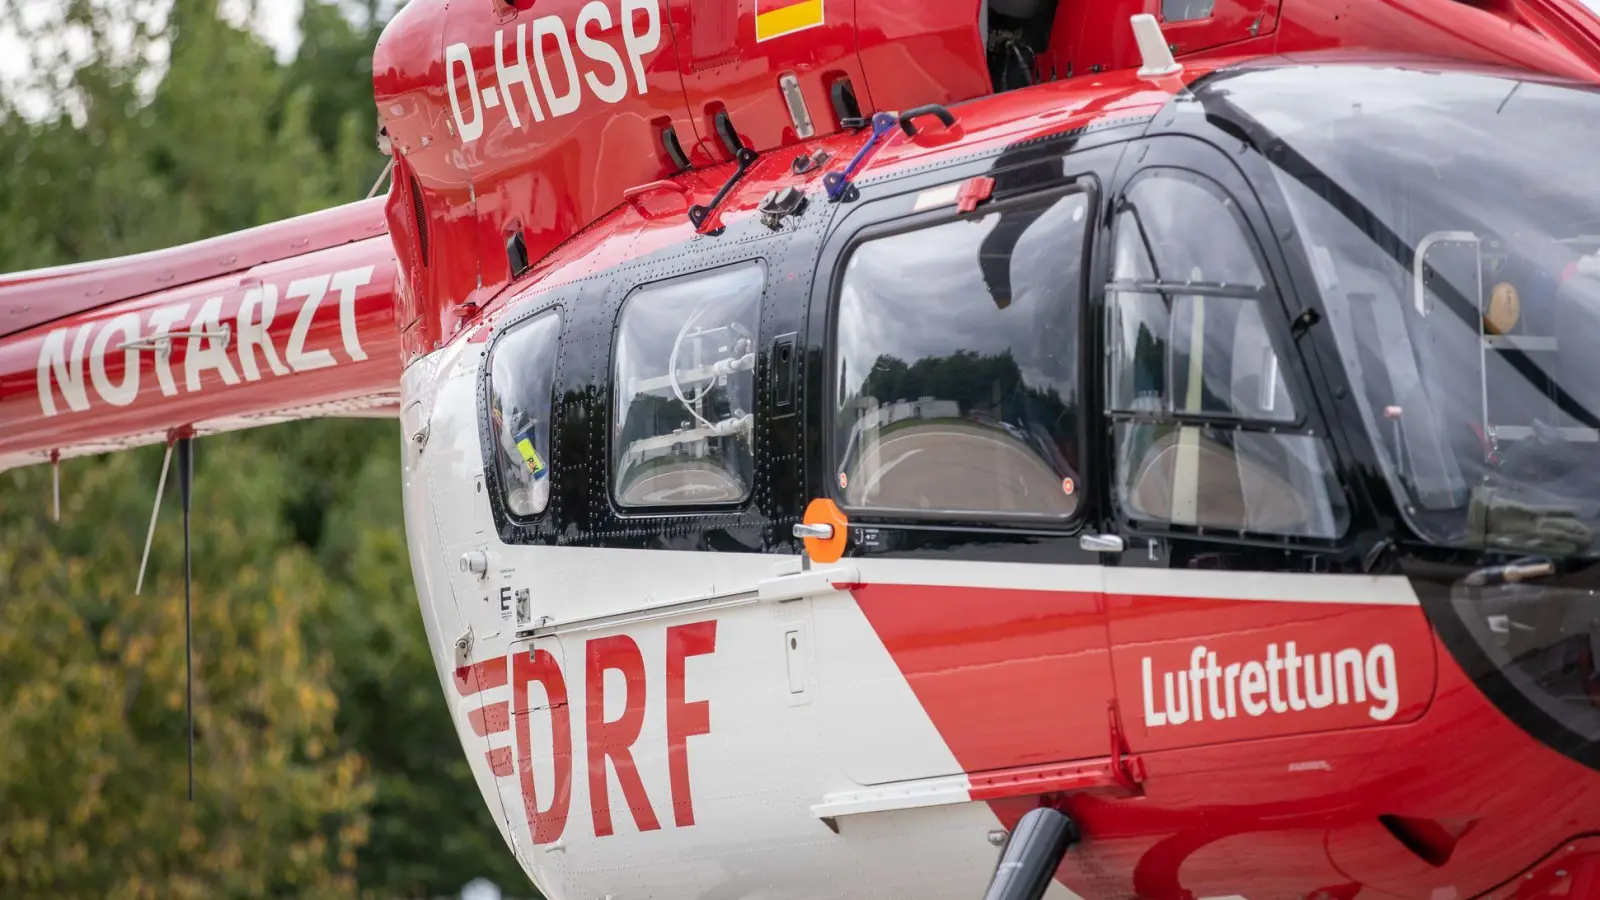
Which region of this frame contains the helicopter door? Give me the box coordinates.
[808,152,1119,790]
[663,0,872,160]
[1099,139,1436,756]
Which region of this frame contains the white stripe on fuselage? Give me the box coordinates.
[1104,567,1418,606]
[853,557,1417,606]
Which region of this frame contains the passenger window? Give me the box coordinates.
[488,310,563,519]
[833,190,1088,519]
[1107,170,1348,538]
[613,261,763,509]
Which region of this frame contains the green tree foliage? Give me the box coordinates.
[858,350,1082,472]
[0,1,531,896]
[0,442,371,900]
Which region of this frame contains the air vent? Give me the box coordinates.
[409,173,431,269]
[1378,814,1476,867]
[506,229,530,279]
[831,78,862,128]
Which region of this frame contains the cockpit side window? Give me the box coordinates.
[831,188,1089,521]
[1223,68,1600,554]
[613,261,763,510]
[488,310,563,520]
[1107,168,1348,539]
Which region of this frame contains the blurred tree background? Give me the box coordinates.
[0,1,534,897]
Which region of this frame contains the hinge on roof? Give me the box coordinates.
[758,187,808,230]
[688,146,761,235]
[824,112,898,203]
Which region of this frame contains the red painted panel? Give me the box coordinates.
[372,0,451,362]
[485,746,516,777]
[376,0,702,358]
[513,646,574,846]
[1107,593,1438,753]
[1054,0,1600,82]
[851,583,1114,772]
[964,630,1600,900]
[468,701,512,737]
[1158,0,1282,57]
[840,567,1600,897]
[1052,0,1149,79]
[454,656,509,697]
[666,0,875,158]
[1272,0,1600,81]
[585,634,663,836]
[860,68,1178,176]
[1483,838,1600,899]
[664,620,717,828]
[857,0,989,110]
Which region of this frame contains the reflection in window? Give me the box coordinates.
[1108,171,1343,538]
[1114,174,1264,287]
[1255,66,1600,549]
[1108,289,1296,421]
[1116,424,1347,538]
[614,262,762,508]
[488,311,563,518]
[834,191,1088,518]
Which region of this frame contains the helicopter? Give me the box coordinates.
[6,0,1600,897]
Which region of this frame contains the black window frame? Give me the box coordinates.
[822,178,1099,530]
[1102,161,1352,543]
[479,303,567,529]
[606,258,768,518]
[1104,165,1312,432]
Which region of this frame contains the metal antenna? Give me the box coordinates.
[135,441,174,596]
[178,436,195,802]
[50,450,60,522]
[366,158,394,199]
[1130,14,1182,79]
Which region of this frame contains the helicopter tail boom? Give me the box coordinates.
[0,199,403,475]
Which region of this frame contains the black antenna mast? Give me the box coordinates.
[178,435,195,802]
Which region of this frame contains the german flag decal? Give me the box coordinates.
[756,0,824,42]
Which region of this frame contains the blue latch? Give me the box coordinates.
[824,112,899,202]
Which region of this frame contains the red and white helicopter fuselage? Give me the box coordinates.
[8,1,1600,898]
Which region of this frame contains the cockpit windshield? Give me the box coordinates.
[1211,64,1600,556]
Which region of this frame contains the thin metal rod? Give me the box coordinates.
[135,442,174,596]
[367,158,395,199]
[51,451,60,522]
[178,436,194,803]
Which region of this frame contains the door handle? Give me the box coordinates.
[1080,534,1125,554]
